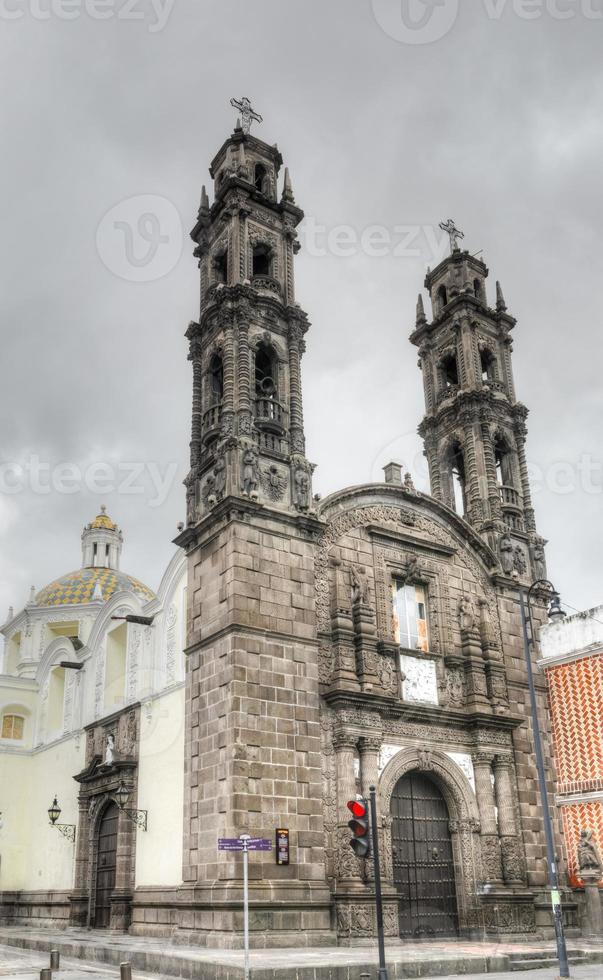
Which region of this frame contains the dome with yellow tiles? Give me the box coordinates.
[35,567,155,608]
[88,506,118,531]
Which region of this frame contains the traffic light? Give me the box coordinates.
[347,798,371,858]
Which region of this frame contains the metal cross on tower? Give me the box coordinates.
[439,218,465,254]
[230,96,263,135]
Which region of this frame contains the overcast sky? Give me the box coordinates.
[1,0,602,622]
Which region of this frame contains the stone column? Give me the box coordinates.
[359,736,381,882]
[288,322,305,454]
[581,870,603,940]
[221,317,235,438]
[473,752,503,884]
[69,796,91,926]
[189,339,203,470]
[236,320,253,438]
[493,755,526,885]
[334,732,363,886]
[515,425,535,532]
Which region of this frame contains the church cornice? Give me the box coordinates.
[323,689,524,733]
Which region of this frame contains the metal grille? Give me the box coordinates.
[94,802,118,929]
[391,772,459,938]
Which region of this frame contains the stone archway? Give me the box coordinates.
[379,748,482,936]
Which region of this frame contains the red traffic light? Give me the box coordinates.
[347,799,371,856]
[347,800,367,819]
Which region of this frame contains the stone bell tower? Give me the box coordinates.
[176,104,334,947]
[185,111,313,523]
[410,222,547,581]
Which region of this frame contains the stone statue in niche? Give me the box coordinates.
[532,538,547,580]
[499,533,514,575]
[104,733,115,766]
[293,467,310,511]
[350,565,370,605]
[458,594,475,633]
[578,829,603,873]
[513,545,527,576]
[241,448,259,496]
[214,455,226,499]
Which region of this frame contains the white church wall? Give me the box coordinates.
[0,734,84,891]
[135,686,185,887]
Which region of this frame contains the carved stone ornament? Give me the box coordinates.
[241,447,259,496]
[293,465,310,511]
[261,464,287,501]
[513,545,527,576]
[458,594,476,632]
[349,565,370,605]
[442,667,465,708]
[578,829,603,873]
[499,533,514,575]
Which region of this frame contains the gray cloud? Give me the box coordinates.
[0,0,601,616]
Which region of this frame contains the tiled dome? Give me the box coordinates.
[88,506,118,531]
[35,567,155,607]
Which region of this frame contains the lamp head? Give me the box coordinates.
[548,593,566,624]
[48,796,61,825]
[115,780,130,810]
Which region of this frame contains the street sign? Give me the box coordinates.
[218,838,244,851]
[246,838,272,851]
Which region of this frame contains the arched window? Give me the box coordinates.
[449,440,467,516]
[480,348,497,383]
[441,352,459,388]
[252,243,272,278]
[255,343,277,398]
[254,163,269,194]
[209,353,224,405]
[214,249,228,284]
[105,623,127,710]
[1,713,24,740]
[437,284,448,310]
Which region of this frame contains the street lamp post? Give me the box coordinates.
[517,576,570,980]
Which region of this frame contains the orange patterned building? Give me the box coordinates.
[540,607,603,890]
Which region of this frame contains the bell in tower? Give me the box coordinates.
[185,102,313,527]
[411,220,546,580]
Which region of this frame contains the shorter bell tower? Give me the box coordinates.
[411,224,546,580]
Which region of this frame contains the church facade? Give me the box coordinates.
[0,115,576,945]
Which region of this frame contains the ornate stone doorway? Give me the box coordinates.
[94,802,119,928]
[391,771,459,938]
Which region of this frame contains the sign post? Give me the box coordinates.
[217,834,273,980]
[369,786,389,980]
[240,834,250,980]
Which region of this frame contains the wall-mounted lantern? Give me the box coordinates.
[47,797,76,842]
[115,780,148,831]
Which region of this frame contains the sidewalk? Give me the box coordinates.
[1,927,602,979]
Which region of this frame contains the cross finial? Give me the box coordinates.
[439,218,465,254]
[230,96,263,136]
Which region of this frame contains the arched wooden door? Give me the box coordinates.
[94,802,119,928]
[391,771,458,938]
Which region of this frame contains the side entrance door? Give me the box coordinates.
[94,802,119,928]
[391,771,459,938]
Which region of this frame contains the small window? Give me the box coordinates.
[474,278,482,300]
[214,250,228,284]
[392,581,429,652]
[442,353,459,387]
[254,163,268,194]
[255,344,276,397]
[209,353,224,404]
[450,441,467,515]
[1,714,24,740]
[437,284,448,309]
[480,348,497,383]
[252,244,272,278]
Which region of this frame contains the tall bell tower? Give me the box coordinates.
[176,104,334,948]
[185,108,313,524]
[411,223,547,580]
